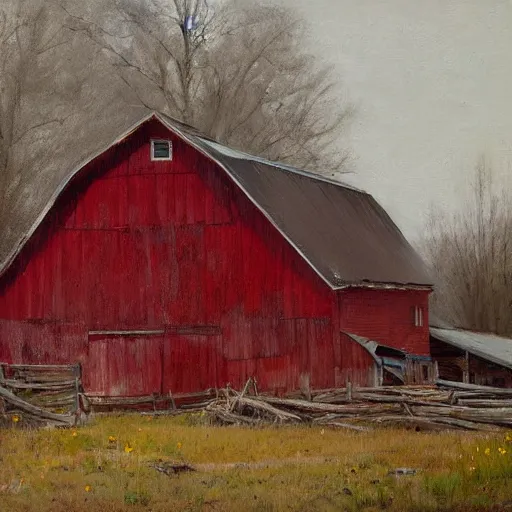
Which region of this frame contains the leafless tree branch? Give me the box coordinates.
[70,0,353,175]
[421,156,512,336]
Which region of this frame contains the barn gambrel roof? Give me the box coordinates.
[0,111,432,290]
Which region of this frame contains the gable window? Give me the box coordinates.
[414,306,424,327]
[151,139,172,161]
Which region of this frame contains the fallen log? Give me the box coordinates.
[436,379,512,395]
[0,385,75,426]
[234,397,302,423]
[410,405,512,427]
[0,379,76,391]
[365,415,505,432]
[319,421,371,432]
[457,399,512,408]
[258,396,403,416]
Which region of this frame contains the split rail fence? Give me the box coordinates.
[2,363,512,432]
[0,363,87,427]
[187,378,512,432]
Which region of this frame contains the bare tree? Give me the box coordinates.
[62,0,353,175]
[423,156,512,336]
[1,2,65,226]
[0,0,143,267]
[0,1,96,236]
[0,0,353,270]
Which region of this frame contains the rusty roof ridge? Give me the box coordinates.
[0,110,432,291]
[189,134,367,195]
[154,112,366,195]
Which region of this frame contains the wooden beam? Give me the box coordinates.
[0,385,75,425]
[462,351,469,383]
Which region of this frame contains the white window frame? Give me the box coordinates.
[414,306,423,327]
[151,139,173,161]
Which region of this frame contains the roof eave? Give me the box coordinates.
[430,328,512,370]
[155,113,339,291]
[333,281,433,291]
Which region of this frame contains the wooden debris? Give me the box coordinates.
[0,362,86,428]
[201,379,512,431]
[388,468,417,476]
[149,461,196,476]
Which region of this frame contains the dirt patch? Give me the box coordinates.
[194,455,340,472]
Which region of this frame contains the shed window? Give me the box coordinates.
[414,306,423,327]
[151,140,172,161]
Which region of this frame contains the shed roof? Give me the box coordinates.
[344,332,406,363]
[0,111,433,290]
[430,327,512,370]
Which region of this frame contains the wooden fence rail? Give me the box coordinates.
[0,362,87,428]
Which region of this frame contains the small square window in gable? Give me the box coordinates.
[151,139,172,161]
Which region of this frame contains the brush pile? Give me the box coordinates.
[200,378,512,432]
[0,363,86,427]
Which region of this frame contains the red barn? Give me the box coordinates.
[0,112,433,398]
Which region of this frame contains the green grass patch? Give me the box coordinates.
[0,415,510,511]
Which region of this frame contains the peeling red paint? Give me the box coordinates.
[0,119,430,396]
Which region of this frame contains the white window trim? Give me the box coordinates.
[151,139,173,161]
[414,306,423,327]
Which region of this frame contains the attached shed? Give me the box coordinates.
[342,332,435,386]
[0,111,433,398]
[430,326,512,388]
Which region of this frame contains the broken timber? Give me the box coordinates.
[197,378,512,432]
[0,362,87,428]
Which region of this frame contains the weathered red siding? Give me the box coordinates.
[0,120,336,394]
[0,119,430,396]
[334,332,377,387]
[338,288,430,355]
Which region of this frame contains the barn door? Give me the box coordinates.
[85,332,164,396]
[162,329,223,395]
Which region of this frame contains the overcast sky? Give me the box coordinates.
[289,0,512,242]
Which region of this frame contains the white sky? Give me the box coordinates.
[290,0,512,242]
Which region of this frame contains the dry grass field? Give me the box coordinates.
[0,413,511,511]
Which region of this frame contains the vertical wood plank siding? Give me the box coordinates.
[0,119,429,395]
[338,288,430,355]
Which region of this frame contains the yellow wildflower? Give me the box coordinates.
[71,431,78,437]
[498,447,507,455]
[484,448,491,456]
[506,434,512,443]
[11,415,19,423]
[124,443,134,453]
[108,435,117,443]
[85,485,92,492]
[177,442,182,450]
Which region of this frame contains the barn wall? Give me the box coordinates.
[0,119,337,395]
[338,288,430,355]
[334,332,377,387]
[469,354,512,388]
[430,338,512,388]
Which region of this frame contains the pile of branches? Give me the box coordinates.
[201,379,512,432]
[0,363,86,428]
